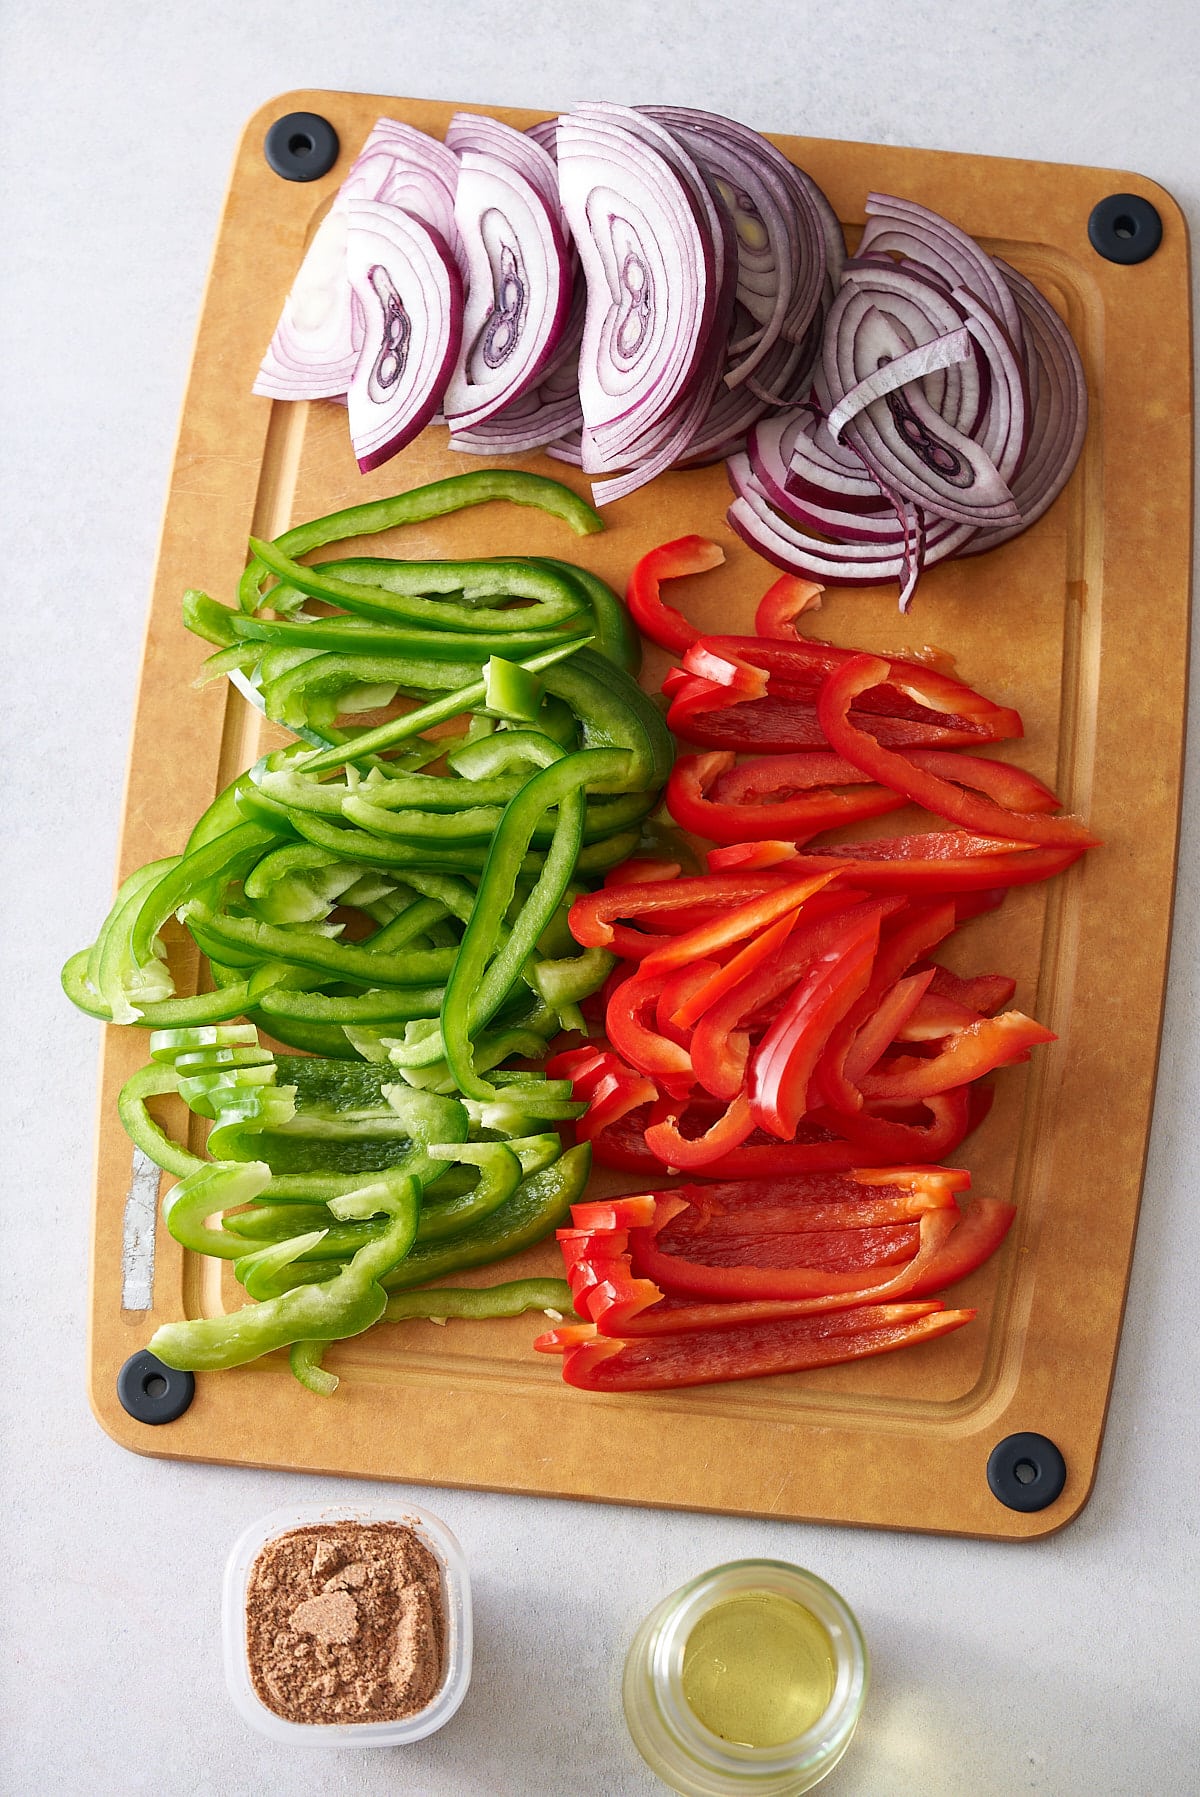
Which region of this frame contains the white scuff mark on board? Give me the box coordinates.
[121,1148,160,1311]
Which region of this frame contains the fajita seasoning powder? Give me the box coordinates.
[245,1521,446,1726]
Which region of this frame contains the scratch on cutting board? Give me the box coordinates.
[121,1148,160,1311]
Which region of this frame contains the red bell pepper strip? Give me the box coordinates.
[906,750,1065,815]
[707,833,1091,893]
[629,1206,959,1303]
[569,873,796,952]
[859,1012,1055,1103]
[636,873,841,978]
[804,1088,974,1162]
[754,574,825,640]
[822,968,938,1111]
[927,967,1017,1014]
[643,1091,756,1170]
[567,1196,660,1231]
[667,750,906,844]
[891,1196,1016,1296]
[604,970,696,1097]
[668,909,801,1031]
[603,858,682,887]
[896,991,985,1039]
[625,536,725,653]
[818,655,1098,847]
[642,1223,922,1273]
[585,1272,940,1334]
[747,912,882,1139]
[575,1067,661,1139]
[551,1303,975,1389]
[681,643,770,699]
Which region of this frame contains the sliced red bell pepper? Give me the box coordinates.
[635,873,840,978]
[754,574,825,640]
[906,750,1064,815]
[643,1091,756,1170]
[667,750,906,844]
[554,1303,976,1389]
[927,967,1017,1014]
[817,656,1098,847]
[567,1195,662,1231]
[859,1011,1054,1102]
[896,990,984,1040]
[604,858,683,887]
[655,960,722,1045]
[708,833,1091,893]
[895,1196,1016,1296]
[804,1088,974,1162]
[643,1222,922,1272]
[625,536,725,653]
[824,967,937,1110]
[668,686,1004,755]
[570,873,796,953]
[747,911,882,1139]
[629,1202,959,1303]
[604,970,695,1096]
[576,1067,661,1139]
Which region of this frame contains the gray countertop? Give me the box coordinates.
[3,4,1198,1791]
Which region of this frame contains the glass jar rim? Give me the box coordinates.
[646,1559,869,1780]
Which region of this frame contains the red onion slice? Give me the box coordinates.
[344,198,463,473]
[824,286,1019,526]
[345,117,465,279]
[442,140,572,432]
[825,326,972,440]
[859,191,1022,348]
[556,105,720,475]
[253,205,361,400]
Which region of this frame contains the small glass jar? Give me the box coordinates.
[623,1560,868,1797]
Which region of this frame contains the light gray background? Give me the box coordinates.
[2,4,1197,1792]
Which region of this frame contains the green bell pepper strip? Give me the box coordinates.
[384,1144,591,1291]
[412,1143,523,1240]
[292,638,591,776]
[540,649,674,793]
[239,469,602,615]
[148,1175,422,1371]
[441,748,630,1099]
[94,857,182,1022]
[118,1064,204,1179]
[235,1230,333,1299]
[242,843,374,922]
[185,585,576,661]
[485,655,543,721]
[181,901,457,988]
[150,1023,261,1061]
[248,537,587,636]
[535,559,642,675]
[290,1274,578,1395]
[340,784,657,850]
[177,1063,278,1119]
[255,984,448,1027]
[289,1339,341,1396]
[161,1160,274,1257]
[385,1277,577,1321]
[66,949,287,1028]
[247,1011,362,1060]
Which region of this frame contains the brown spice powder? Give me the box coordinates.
[245,1521,446,1725]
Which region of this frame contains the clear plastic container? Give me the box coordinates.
[623,1560,868,1796]
[222,1499,472,1746]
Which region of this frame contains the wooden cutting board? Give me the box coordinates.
[85,89,1192,1539]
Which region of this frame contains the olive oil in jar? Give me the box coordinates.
[681,1590,836,1748]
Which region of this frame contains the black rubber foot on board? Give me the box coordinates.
[1088,193,1162,265]
[264,112,340,182]
[987,1431,1067,1512]
[116,1351,196,1426]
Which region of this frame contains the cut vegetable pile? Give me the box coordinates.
[530,538,1096,1386]
[65,471,677,1392]
[256,105,1086,606]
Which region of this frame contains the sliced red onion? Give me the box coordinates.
[824,285,1019,526]
[556,105,721,477]
[858,192,1022,349]
[962,264,1087,554]
[784,403,895,513]
[825,326,972,440]
[441,134,572,432]
[751,414,896,540]
[345,117,465,279]
[727,449,975,583]
[255,117,464,403]
[344,198,463,472]
[639,106,828,389]
[834,263,985,434]
[253,205,361,400]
